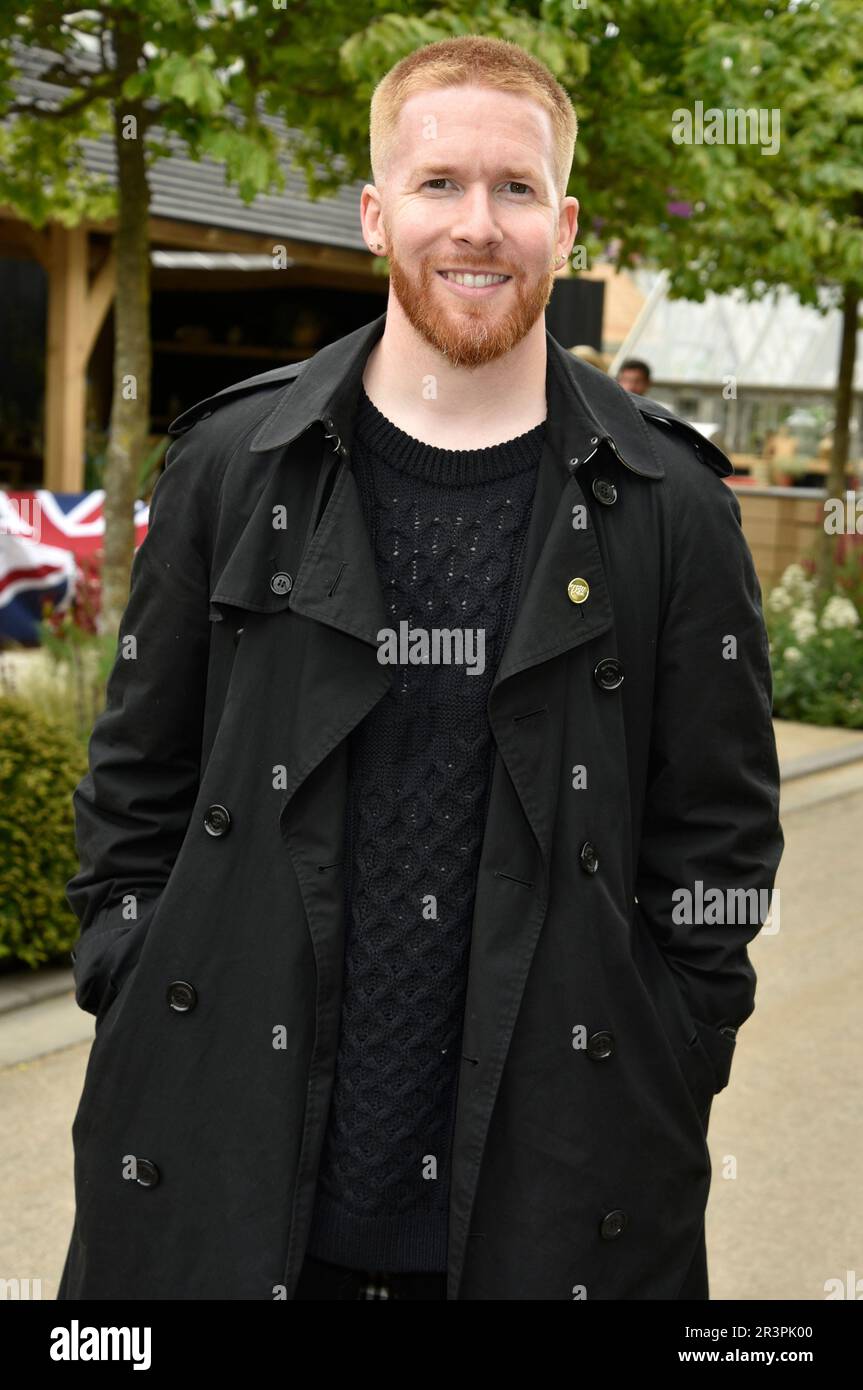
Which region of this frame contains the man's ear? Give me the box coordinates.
[360,184,386,254]
[561,194,579,254]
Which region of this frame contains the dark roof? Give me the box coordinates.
[10,44,368,250]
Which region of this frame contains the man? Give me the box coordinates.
[616,356,677,415]
[616,358,653,396]
[58,35,783,1302]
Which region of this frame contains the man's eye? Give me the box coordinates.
[421,179,533,195]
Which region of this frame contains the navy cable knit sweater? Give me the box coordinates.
[305,385,544,1272]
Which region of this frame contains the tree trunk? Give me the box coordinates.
[99,19,151,637]
[816,283,859,600]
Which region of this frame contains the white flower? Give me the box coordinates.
[783,646,802,664]
[781,563,806,586]
[790,606,818,644]
[780,563,816,604]
[768,586,792,613]
[820,595,860,631]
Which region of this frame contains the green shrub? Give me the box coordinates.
[0,695,87,969]
[767,554,863,727]
[0,617,113,757]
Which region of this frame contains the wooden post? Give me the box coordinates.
[45,224,87,491]
[44,224,116,491]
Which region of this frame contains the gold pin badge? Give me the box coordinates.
[567,577,590,604]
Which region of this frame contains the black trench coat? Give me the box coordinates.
[57,312,783,1301]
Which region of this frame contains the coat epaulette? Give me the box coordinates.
[167,361,306,437]
[631,395,735,479]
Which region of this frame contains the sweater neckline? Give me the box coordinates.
[354,385,545,486]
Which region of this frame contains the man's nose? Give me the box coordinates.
[448,186,505,247]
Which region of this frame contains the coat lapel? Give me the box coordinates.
[206,314,396,813]
[485,334,626,881]
[277,455,393,801]
[480,329,665,882]
[211,431,392,803]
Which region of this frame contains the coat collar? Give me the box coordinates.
[208,310,679,629]
[247,310,668,479]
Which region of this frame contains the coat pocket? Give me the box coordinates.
[72,897,159,1020]
[630,902,720,1120]
[690,1014,737,1094]
[93,955,138,1031]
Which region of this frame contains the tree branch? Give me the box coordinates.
[15,55,91,90]
[6,75,125,121]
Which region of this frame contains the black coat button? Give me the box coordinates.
[270,572,292,596]
[579,841,599,874]
[600,1209,627,1240]
[135,1158,160,1188]
[167,980,197,1013]
[203,804,231,837]
[592,477,618,506]
[587,1031,614,1060]
[594,657,624,691]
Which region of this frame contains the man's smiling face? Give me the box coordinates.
[369,84,578,369]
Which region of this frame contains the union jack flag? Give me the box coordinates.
[0,490,149,645]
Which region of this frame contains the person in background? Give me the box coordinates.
[617,357,676,412]
[616,358,654,396]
